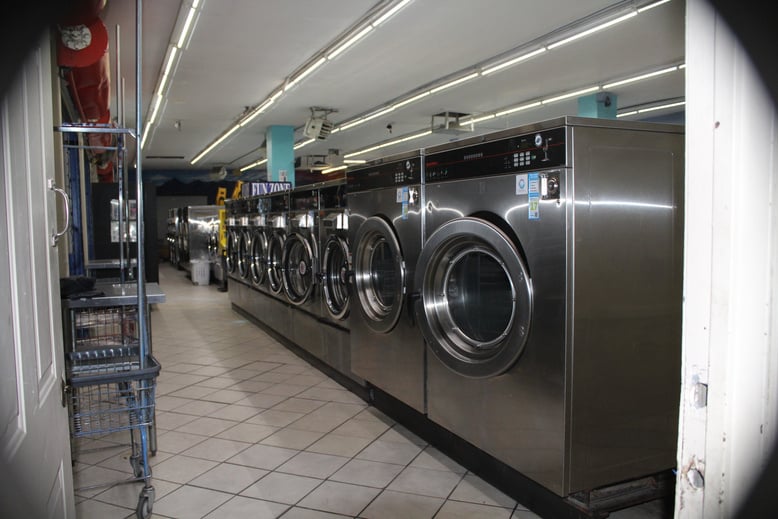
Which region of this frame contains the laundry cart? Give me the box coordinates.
[62,283,165,519]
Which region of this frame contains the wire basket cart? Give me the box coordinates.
[62,288,164,519]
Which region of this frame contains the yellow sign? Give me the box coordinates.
[215,187,227,206]
[232,181,243,200]
[218,208,227,251]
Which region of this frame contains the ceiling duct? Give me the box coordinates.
[303,107,337,140]
[431,111,474,135]
[296,149,342,171]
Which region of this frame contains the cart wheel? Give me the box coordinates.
[130,455,143,478]
[136,487,154,519]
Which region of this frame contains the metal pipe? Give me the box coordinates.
[135,0,148,368]
[115,25,122,129]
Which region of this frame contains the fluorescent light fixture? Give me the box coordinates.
[163,46,178,77]
[294,139,315,150]
[482,47,547,75]
[240,158,267,172]
[191,125,239,164]
[372,0,411,26]
[616,110,638,118]
[393,90,430,109]
[343,159,367,164]
[192,0,201,8]
[322,165,348,174]
[679,63,686,69]
[329,127,341,134]
[637,100,685,113]
[495,101,542,117]
[239,90,283,127]
[541,86,599,104]
[328,25,373,59]
[339,118,365,131]
[463,114,497,126]
[547,11,637,50]
[147,93,164,125]
[430,73,479,94]
[637,0,671,13]
[285,57,326,91]
[177,6,198,48]
[344,130,431,158]
[603,66,679,88]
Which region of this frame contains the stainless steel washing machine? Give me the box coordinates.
[236,198,253,285]
[224,199,241,281]
[249,195,271,293]
[317,178,363,384]
[416,116,684,496]
[284,185,323,358]
[348,151,425,412]
[264,189,293,340]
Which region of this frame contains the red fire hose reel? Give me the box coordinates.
[57,0,115,182]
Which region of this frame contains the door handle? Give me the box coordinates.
[48,179,71,247]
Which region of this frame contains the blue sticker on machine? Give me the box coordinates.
[401,186,409,220]
[528,172,540,220]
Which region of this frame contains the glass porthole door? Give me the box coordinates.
[414,217,533,378]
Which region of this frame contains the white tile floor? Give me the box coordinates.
[72,263,670,519]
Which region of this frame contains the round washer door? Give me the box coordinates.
[352,216,406,334]
[226,230,239,273]
[238,230,251,279]
[267,230,286,294]
[250,229,268,286]
[282,232,317,305]
[414,217,532,378]
[321,234,350,320]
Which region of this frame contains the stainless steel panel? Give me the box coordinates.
[423,169,568,494]
[566,124,683,491]
[347,172,425,413]
[291,307,326,360]
[185,205,219,262]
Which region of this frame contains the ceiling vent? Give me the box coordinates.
[303,107,337,140]
[431,111,473,135]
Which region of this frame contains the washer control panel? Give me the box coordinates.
[425,127,566,182]
[347,155,422,191]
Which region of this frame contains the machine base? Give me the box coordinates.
[370,386,674,519]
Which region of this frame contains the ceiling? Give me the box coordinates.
[99,0,685,178]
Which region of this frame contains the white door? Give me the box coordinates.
[0,36,75,518]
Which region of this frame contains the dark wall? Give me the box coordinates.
[90,183,158,283]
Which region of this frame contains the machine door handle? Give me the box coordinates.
[49,179,71,247]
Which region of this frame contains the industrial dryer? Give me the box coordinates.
[415,116,684,496]
[347,151,425,413]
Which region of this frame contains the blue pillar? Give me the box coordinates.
[578,91,617,119]
[267,125,295,187]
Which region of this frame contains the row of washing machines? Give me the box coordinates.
[225,180,357,382]
[229,116,685,499]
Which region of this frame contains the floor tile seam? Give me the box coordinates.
[211,493,293,517]
[158,483,236,517]
[237,470,330,508]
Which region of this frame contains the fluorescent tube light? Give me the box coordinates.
[239,91,282,127]
[343,159,367,164]
[541,86,599,104]
[393,91,430,109]
[637,100,685,113]
[177,7,197,48]
[547,11,637,50]
[482,48,547,75]
[240,158,267,172]
[340,106,396,132]
[430,73,479,94]
[339,118,365,131]
[344,130,431,158]
[465,114,497,125]
[616,110,638,118]
[322,165,348,174]
[285,57,326,91]
[147,93,163,125]
[495,101,541,117]
[294,139,315,150]
[603,66,678,88]
[372,0,411,26]
[637,0,671,13]
[191,125,239,164]
[328,25,373,59]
